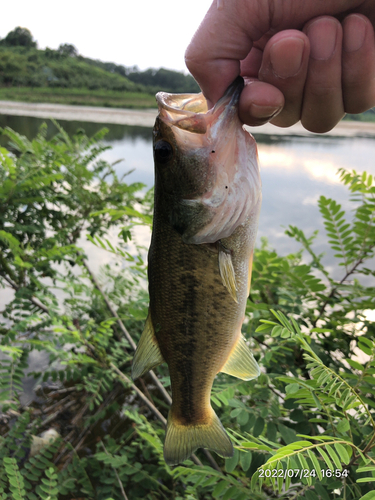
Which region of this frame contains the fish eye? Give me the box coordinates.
[154,140,173,164]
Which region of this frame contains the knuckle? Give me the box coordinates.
[184,45,204,73]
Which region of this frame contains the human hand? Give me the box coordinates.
[185,0,375,132]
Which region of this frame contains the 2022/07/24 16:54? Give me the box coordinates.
[258,468,349,480]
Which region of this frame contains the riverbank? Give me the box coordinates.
[0,87,156,109]
[1,99,375,137]
[0,100,157,127]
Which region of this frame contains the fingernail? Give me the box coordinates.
[307,19,338,60]
[343,15,366,52]
[270,38,305,78]
[249,104,282,120]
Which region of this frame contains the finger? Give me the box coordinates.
[238,79,285,126]
[240,46,263,78]
[185,1,253,108]
[238,47,285,126]
[301,17,344,133]
[185,0,361,108]
[253,31,310,127]
[342,14,375,113]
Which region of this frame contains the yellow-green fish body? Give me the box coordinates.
[132,77,261,465]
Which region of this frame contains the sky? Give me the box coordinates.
[0,0,213,73]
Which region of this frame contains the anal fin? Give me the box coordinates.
[218,244,238,303]
[131,311,164,380]
[220,335,260,380]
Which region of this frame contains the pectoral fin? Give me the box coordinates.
[131,312,165,380]
[220,335,260,380]
[218,245,238,303]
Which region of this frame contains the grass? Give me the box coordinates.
[0,87,157,108]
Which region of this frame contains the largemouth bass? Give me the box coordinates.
[132,76,262,465]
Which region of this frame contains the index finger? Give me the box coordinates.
[185,1,254,107]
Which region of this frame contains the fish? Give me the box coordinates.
[132,76,262,465]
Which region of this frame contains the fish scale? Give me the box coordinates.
[132,76,262,465]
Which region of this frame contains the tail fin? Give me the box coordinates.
[164,408,233,465]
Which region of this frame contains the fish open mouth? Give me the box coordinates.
[156,90,208,133]
[156,77,244,135]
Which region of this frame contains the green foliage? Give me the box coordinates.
[2,458,26,500]
[0,122,374,498]
[0,348,28,410]
[57,43,78,58]
[247,310,375,497]
[0,413,62,500]
[0,121,144,298]
[0,44,140,91]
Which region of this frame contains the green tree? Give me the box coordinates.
[0,27,36,48]
[58,43,78,57]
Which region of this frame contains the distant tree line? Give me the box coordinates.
[83,58,199,93]
[0,27,199,93]
[126,67,199,93]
